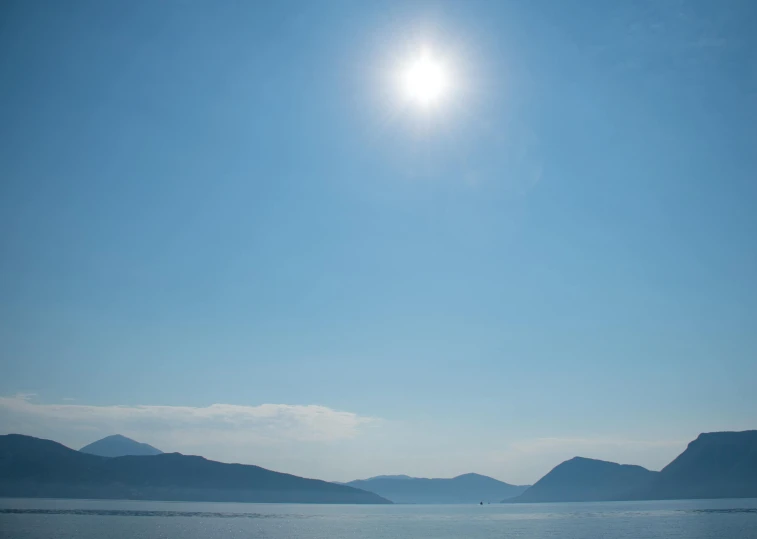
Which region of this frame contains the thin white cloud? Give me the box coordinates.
[0,396,708,484]
[0,395,378,447]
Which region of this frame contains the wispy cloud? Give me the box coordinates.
[0,394,379,453]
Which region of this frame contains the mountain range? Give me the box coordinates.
[0,434,389,504]
[344,473,529,503]
[1,430,755,505]
[506,430,757,503]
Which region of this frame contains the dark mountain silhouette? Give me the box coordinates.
[346,473,529,503]
[638,430,757,500]
[0,434,390,504]
[507,430,757,503]
[506,457,658,503]
[79,434,162,457]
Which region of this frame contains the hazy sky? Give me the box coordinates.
[1,0,756,485]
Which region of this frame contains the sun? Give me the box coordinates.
[401,49,449,107]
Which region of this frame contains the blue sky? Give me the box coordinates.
[1,0,756,484]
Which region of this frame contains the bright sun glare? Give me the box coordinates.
[401,49,449,107]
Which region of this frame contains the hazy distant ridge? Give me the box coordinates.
[345,473,529,503]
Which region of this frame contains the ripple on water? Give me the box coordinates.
[0,509,314,519]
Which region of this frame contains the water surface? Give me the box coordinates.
[1,497,756,538]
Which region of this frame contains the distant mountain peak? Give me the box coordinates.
[79,434,163,458]
[566,456,612,464]
[453,472,490,479]
[98,434,136,443]
[694,430,757,442]
[649,429,757,500]
[507,456,657,503]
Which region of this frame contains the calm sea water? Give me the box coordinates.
[1,497,756,539]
